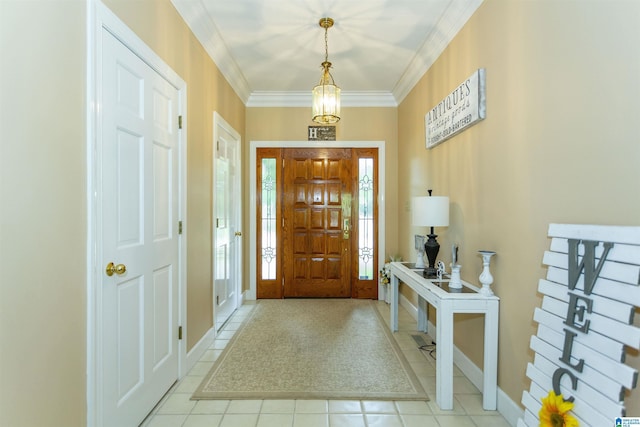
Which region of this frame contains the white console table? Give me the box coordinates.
[388,262,499,411]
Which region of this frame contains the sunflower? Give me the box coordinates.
[539,390,579,427]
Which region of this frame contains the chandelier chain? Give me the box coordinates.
[324,21,329,64]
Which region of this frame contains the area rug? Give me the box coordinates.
[192,299,428,401]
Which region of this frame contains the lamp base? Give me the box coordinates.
[423,267,437,278]
[423,233,440,278]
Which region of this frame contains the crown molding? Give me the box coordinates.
[246,91,398,108]
[172,0,483,108]
[246,91,310,107]
[341,91,398,108]
[171,0,252,104]
[392,0,484,104]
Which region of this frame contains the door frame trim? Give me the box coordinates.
[86,2,188,426]
[248,141,386,300]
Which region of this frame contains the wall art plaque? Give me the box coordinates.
[425,68,486,148]
[517,224,640,427]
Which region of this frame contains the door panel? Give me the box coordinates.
[351,149,379,298]
[116,276,143,400]
[102,30,179,426]
[256,150,282,298]
[153,266,172,368]
[283,148,352,297]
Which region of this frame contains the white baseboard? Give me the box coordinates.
[186,291,253,375]
[185,326,216,374]
[398,294,523,427]
[244,288,256,301]
[498,388,525,427]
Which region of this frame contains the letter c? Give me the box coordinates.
[552,368,578,402]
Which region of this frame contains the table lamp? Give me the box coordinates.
[412,190,449,277]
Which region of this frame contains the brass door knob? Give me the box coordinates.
[235,231,242,236]
[105,262,127,277]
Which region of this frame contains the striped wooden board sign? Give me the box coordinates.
[517,224,640,427]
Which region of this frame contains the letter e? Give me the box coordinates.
[564,293,592,333]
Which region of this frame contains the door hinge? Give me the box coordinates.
[178,115,183,129]
[178,326,183,340]
[178,220,183,234]
[216,295,219,305]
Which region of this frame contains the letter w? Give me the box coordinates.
[567,239,613,295]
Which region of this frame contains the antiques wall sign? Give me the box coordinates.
[425,68,486,148]
[308,126,336,141]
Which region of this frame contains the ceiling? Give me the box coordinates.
[171,0,483,107]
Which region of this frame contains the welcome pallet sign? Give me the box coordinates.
[518,224,640,427]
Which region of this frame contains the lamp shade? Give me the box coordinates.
[311,18,341,124]
[312,76,341,124]
[412,196,449,227]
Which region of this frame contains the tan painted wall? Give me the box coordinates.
[245,107,400,267]
[0,1,88,426]
[102,0,246,350]
[398,0,640,415]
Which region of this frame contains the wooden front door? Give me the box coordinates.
[256,147,378,299]
[283,148,352,297]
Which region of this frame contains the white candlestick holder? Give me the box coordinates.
[478,250,496,296]
[449,264,462,288]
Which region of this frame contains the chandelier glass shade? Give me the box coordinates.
[312,18,341,124]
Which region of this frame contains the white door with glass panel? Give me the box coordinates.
[100,30,180,426]
[213,113,242,329]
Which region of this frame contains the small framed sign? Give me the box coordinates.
[308,126,336,141]
[425,68,486,148]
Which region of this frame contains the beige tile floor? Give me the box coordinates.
[141,302,511,427]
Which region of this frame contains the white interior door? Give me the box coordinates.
[213,113,242,329]
[101,29,179,426]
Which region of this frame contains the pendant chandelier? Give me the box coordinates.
[312,17,341,124]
